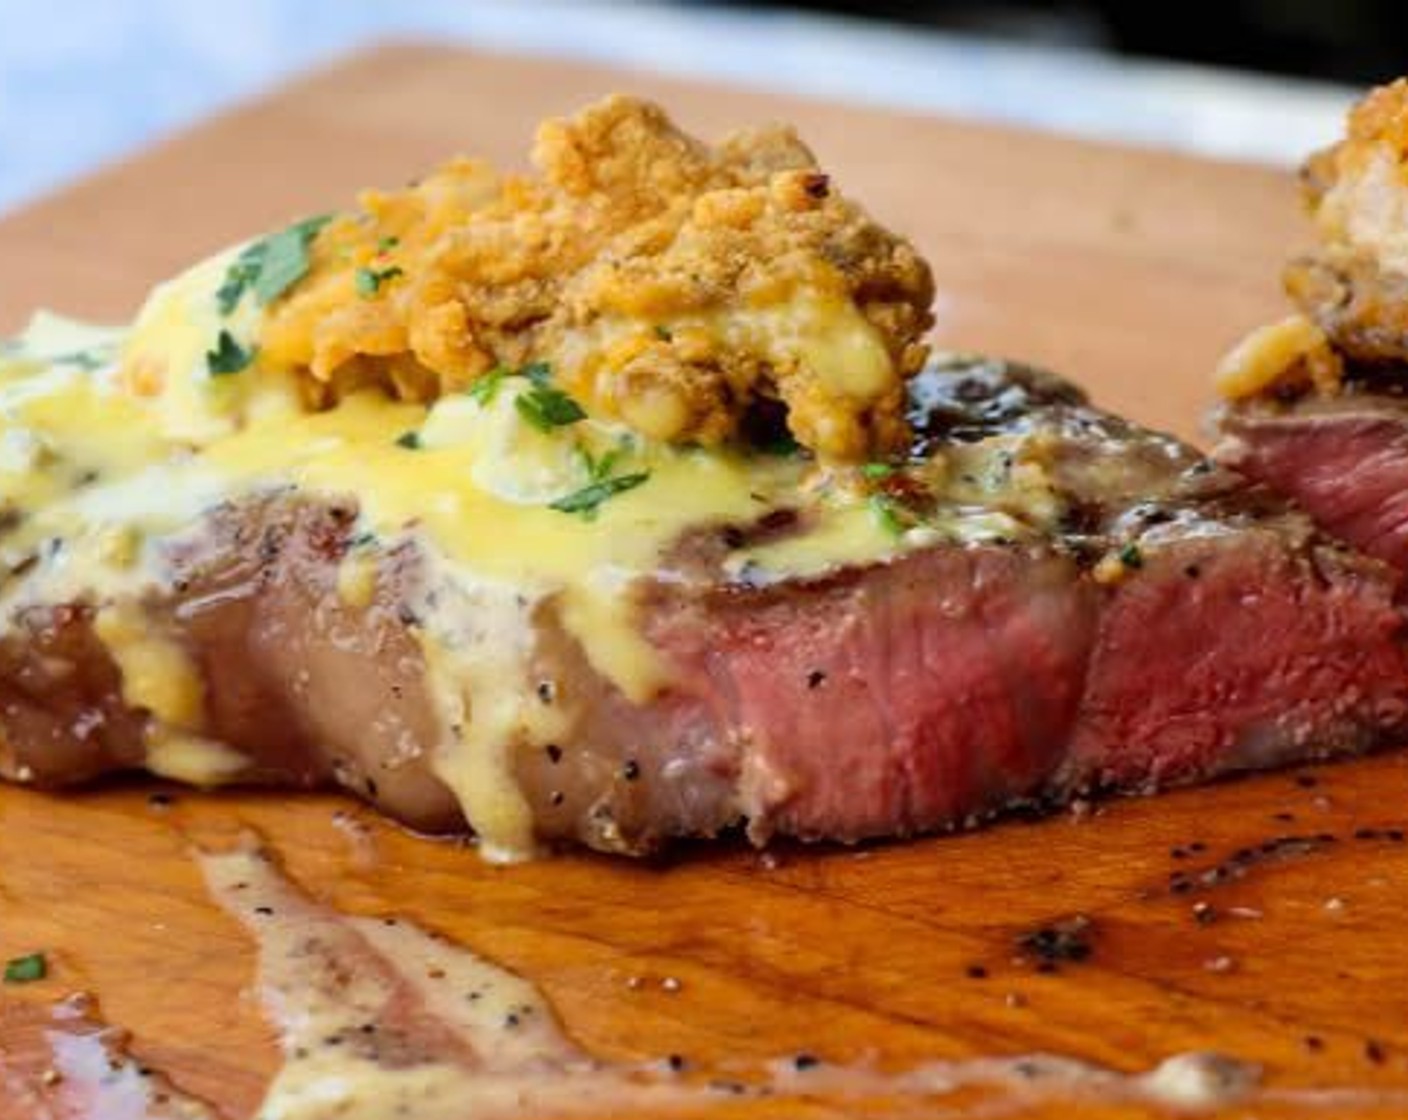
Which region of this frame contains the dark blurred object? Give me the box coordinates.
[701,1,1408,85]
[1093,0,1407,84]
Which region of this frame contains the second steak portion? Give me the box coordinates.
[1216,389,1408,572]
[5,361,1408,856]
[1211,80,1408,577]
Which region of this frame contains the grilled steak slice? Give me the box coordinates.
[5,359,1406,856]
[1216,389,1408,571]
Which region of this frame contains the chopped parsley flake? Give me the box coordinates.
[550,471,650,520]
[575,442,625,483]
[376,235,400,253]
[395,430,423,450]
[470,362,584,428]
[467,366,510,405]
[4,952,46,984]
[355,265,405,298]
[862,462,896,480]
[255,215,333,304]
[653,324,673,341]
[869,494,908,536]
[216,249,262,315]
[516,383,586,432]
[1119,543,1144,569]
[206,330,256,376]
[217,214,333,314]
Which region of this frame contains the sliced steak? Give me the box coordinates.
[1216,390,1408,571]
[5,360,1408,856]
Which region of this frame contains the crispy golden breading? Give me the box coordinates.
[260,96,934,460]
[1213,314,1343,401]
[1284,79,1408,367]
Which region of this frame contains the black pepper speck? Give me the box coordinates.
[1018,916,1093,967]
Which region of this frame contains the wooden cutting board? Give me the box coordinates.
[2,43,1407,1120]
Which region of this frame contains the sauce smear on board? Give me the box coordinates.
[197,844,1280,1119]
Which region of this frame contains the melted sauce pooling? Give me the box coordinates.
[195,845,1374,1119]
[0,992,216,1119]
[198,847,697,1119]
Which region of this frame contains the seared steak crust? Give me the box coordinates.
[6,360,1407,855]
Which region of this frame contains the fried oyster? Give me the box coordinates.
[254,96,934,461]
[1284,78,1408,372]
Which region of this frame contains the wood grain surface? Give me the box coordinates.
[2,44,1405,1120]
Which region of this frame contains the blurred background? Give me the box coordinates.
[0,0,1400,217]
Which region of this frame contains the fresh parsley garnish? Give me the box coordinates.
[376,235,400,253]
[869,494,909,537]
[216,214,333,314]
[575,442,625,483]
[862,462,896,480]
[653,324,673,341]
[464,358,588,431]
[216,247,263,315]
[395,430,423,450]
[469,362,581,425]
[355,265,404,298]
[207,329,256,375]
[255,215,333,304]
[516,384,586,432]
[550,471,650,520]
[4,952,46,984]
[467,366,510,406]
[1119,543,1144,570]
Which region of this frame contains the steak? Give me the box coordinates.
[1210,79,1408,576]
[6,358,1407,856]
[1216,390,1408,571]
